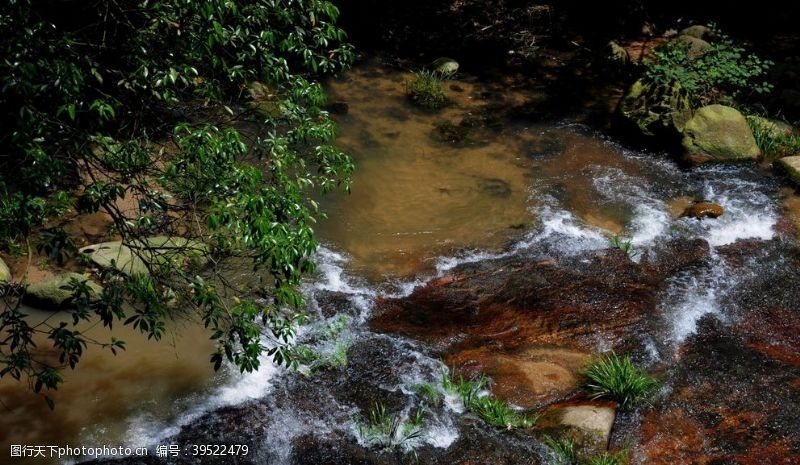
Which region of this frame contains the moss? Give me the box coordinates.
[682,105,760,162]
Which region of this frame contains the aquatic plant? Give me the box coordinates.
[544,435,579,465]
[357,401,425,455]
[406,70,448,110]
[584,352,658,408]
[609,236,637,259]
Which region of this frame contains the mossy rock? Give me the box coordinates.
[679,25,714,41]
[619,78,693,137]
[674,35,711,60]
[80,236,209,276]
[606,41,630,65]
[776,156,800,185]
[24,272,103,309]
[0,256,10,283]
[682,105,761,163]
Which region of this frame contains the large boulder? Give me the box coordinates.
[776,156,800,185]
[23,272,103,309]
[0,256,10,283]
[80,236,209,276]
[619,79,693,137]
[681,105,761,163]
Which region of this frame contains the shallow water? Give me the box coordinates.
[2,61,797,464]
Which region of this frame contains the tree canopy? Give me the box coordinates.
[0,0,354,407]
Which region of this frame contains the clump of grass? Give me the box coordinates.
[357,401,425,455]
[544,435,579,465]
[584,352,658,408]
[748,117,800,160]
[441,367,536,429]
[412,382,443,407]
[584,450,629,465]
[406,70,447,110]
[609,236,637,260]
[290,315,352,374]
[468,395,538,429]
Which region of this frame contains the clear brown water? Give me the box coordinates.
[318,64,657,279]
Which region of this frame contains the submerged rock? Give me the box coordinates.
[619,79,693,137]
[681,105,761,164]
[23,272,103,309]
[681,202,724,219]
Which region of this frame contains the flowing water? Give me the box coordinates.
[1,61,797,464]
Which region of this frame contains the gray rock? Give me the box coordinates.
[24,272,103,309]
[80,236,209,276]
[776,156,800,185]
[431,57,459,77]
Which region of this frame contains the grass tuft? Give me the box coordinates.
[357,401,425,455]
[544,435,579,465]
[609,235,637,260]
[406,70,448,110]
[584,352,658,408]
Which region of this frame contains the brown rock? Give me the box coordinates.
[681,202,724,219]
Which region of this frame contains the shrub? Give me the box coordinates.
[643,25,773,105]
[584,353,658,408]
[406,70,448,110]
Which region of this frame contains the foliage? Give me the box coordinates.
[357,401,426,455]
[406,70,448,110]
[747,118,800,160]
[643,25,773,105]
[0,0,354,405]
[290,315,353,374]
[609,236,637,260]
[584,352,658,408]
[584,452,629,465]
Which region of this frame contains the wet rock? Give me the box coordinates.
[23,272,103,309]
[681,202,724,219]
[619,79,693,137]
[682,105,761,164]
[372,241,710,407]
[638,318,800,465]
[776,156,800,185]
[0,256,9,283]
[80,236,209,276]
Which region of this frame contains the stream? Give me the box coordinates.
[2,61,799,465]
